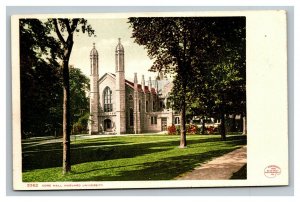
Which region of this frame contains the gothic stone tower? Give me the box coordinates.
[115,38,126,134]
[89,43,99,135]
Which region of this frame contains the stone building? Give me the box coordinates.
[89,39,178,135]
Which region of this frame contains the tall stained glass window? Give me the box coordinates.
[103,87,112,112]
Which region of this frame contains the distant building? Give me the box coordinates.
[89,39,178,135]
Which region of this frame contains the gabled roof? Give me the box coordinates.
[126,79,157,94]
[98,72,157,95]
[98,72,116,84]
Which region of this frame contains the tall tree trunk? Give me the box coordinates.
[179,30,188,148]
[52,18,81,174]
[62,58,71,174]
[179,102,187,148]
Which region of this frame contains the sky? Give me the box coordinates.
[69,18,158,82]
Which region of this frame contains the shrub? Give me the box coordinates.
[187,124,198,134]
[78,113,89,131]
[72,113,89,134]
[207,126,216,134]
[167,124,177,135]
[72,122,83,134]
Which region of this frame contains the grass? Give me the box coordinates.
[22,134,247,182]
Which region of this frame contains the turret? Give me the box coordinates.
[89,43,99,134]
[115,38,124,72]
[115,38,126,134]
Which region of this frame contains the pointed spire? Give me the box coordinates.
[141,75,145,91]
[148,77,152,89]
[116,38,124,52]
[90,42,98,57]
[134,72,138,83]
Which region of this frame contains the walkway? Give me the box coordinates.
[22,133,160,146]
[22,133,167,145]
[176,145,247,180]
[22,133,177,154]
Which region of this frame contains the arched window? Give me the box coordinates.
[129,108,134,126]
[103,87,112,112]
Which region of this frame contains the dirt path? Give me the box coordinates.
[176,145,247,180]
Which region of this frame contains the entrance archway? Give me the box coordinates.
[104,119,112,132]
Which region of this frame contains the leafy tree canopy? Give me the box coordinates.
[20,19,91,138]
[129,17,246,141]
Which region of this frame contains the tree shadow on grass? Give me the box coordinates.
[22,139,180,171]
[194,135,247,144]
[22,138,128,152]
[22,140,127,170]
[22,135,246,172]
[71,148,239,181]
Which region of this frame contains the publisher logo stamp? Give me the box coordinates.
[264,165,281,178]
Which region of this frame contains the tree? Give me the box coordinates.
[20,19,63,138]
[190,17,246,140]
[69,67,90,131]
[129,17,203,148]
[129,17,246,142]
[20,19,93,174]
[49,18,94,174]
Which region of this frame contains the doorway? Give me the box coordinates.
[161,118,167,131]
[104,119,112,132]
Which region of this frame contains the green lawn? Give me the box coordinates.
[22,134,247,182]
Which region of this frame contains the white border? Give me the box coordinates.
[2,2,297,201]
[11,10,288,190]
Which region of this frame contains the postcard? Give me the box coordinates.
[11,10,288,190]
